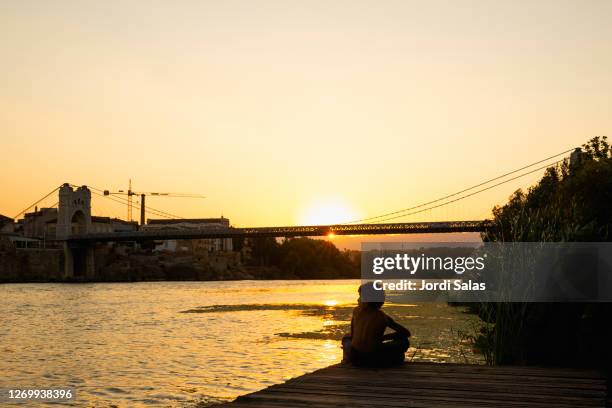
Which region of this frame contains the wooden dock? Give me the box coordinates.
[216,362,608,408]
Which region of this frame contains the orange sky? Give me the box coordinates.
[1,1,611,247]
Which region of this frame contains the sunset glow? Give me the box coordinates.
[2,1,609,228]
[300,199,359,226]
[2,2,611,407]
[0,0,612,230]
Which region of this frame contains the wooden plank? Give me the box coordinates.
[292,367,606,385]
[327,362,604,380]
[269,382,605,406]
[296,370,607,389]
[213,362,607,408]
[279,379,605,400]
[241,391,593,408]
[307,365,607,388]
[225,400,485,408]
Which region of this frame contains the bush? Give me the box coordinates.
[478,137,612,367]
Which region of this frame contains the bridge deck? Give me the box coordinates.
[215,362,608,408]
[64,221,492,242]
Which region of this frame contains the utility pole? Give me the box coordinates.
[127,179,133,222]
[140,194,146,226]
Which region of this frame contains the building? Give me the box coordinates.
[143,217,233,252]
[18,207,138,239]
[20,208,57,238]
[0,214,14,233]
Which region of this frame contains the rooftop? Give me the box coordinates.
[147,217,229,226]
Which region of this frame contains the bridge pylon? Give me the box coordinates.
[56,183,95,279]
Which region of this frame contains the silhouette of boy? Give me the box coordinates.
[342,282,411,367]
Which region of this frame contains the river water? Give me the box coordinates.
[0,280,483,407]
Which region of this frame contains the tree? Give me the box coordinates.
[478,137,612,367]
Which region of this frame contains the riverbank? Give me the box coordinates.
[0,236,360,283]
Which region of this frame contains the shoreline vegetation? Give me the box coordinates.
[0,236,361,283]
[473,137,612,368]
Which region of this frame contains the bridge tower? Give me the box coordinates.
[57,183,92,239]
[57,183,95,279]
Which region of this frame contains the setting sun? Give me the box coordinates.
[300,199,359,226]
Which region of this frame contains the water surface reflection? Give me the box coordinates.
[0,280,483,407]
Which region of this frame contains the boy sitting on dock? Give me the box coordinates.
[342,282,411,367]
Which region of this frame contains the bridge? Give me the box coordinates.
[15,183,496,278]
[66,220,492,243]
[9,147,580,278]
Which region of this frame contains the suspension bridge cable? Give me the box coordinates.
[89,191,177,220]
[13,185,61,219]
[90,191,177,220]
[76,184,184,219]
[366,159,564,224]
[90,192,176,220]
[117,195,184,220]
[18,183,176,220]
[85,185,184,219]
[345,147,576,224]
